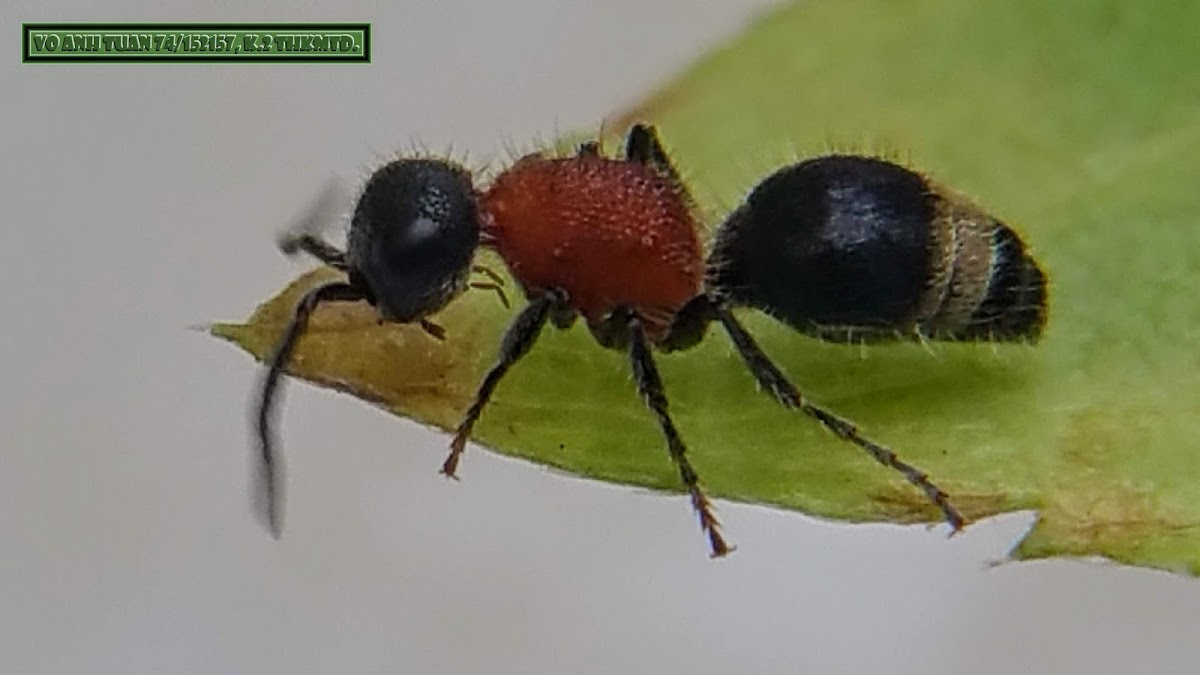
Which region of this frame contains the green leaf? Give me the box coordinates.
[213,0,1200,575]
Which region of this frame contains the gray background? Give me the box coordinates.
[3,1,1198,673]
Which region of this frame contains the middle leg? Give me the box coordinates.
[624,309,733,557]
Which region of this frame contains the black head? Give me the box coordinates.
[252,157,482,539]
[347,158,481,322]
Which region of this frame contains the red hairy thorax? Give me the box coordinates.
[479,151,703,341]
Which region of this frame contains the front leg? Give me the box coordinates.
[442,288,563,477]
[277,178,351,270]
[277,233,348,271]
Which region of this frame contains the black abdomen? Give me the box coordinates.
[708,155,1047,343]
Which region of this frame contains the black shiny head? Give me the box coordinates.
[347,158,481,322]
[707,155,1047,343]
[252,157,483,540]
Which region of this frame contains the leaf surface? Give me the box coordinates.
[214,0,1200,575]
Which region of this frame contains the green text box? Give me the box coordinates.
[22,23,370,62]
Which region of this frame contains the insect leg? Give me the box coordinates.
[277,233,348,271]
[443,289,561,477]
[623,123,688,188]
[577,140,602,156]
[276,178,351,270]
[627,311,733,557]
[713,306,966,532]
[469,281,511,309]
[254,280,364,538]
